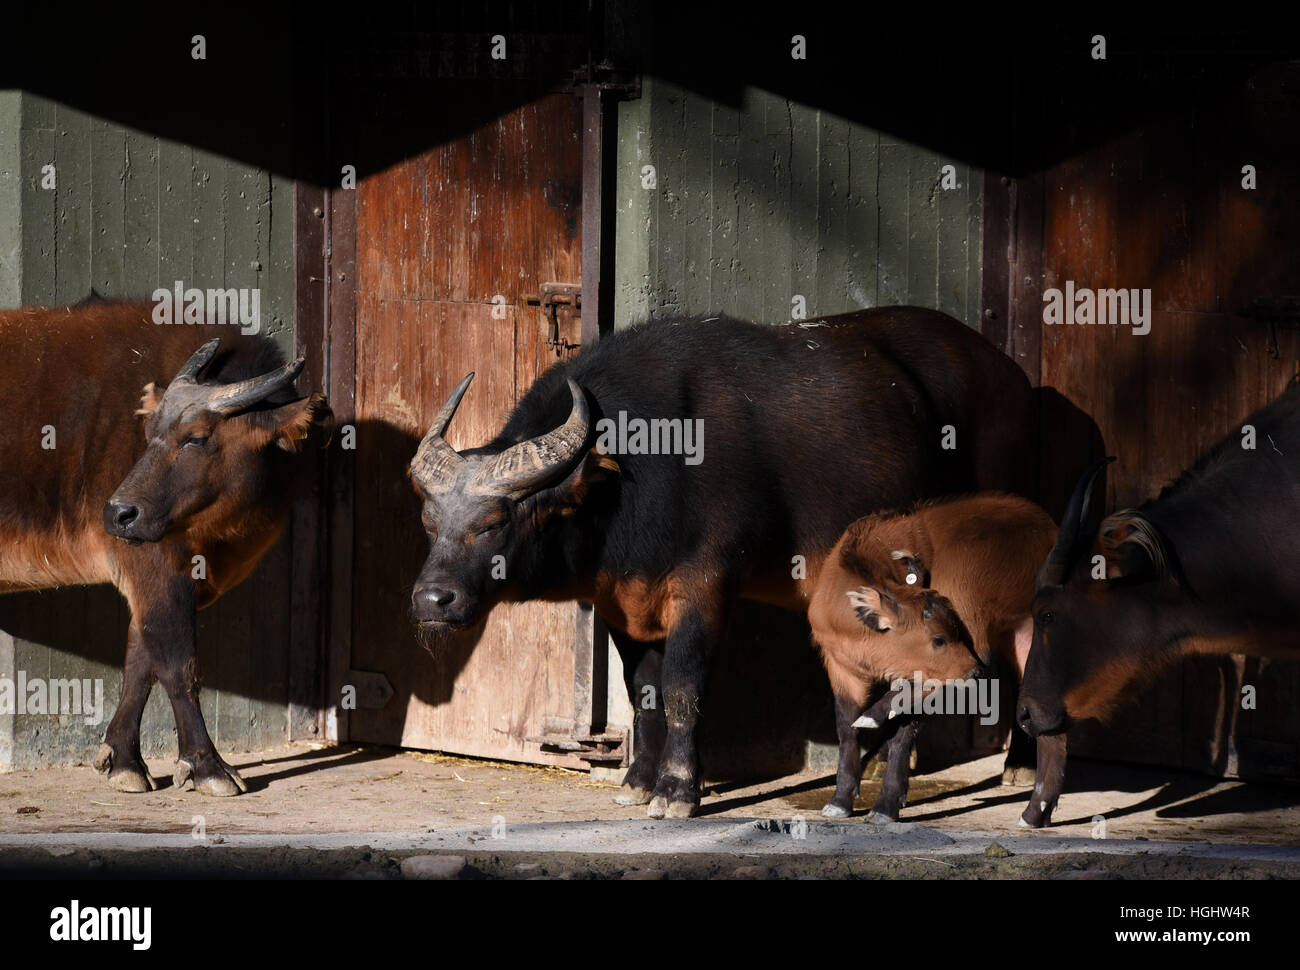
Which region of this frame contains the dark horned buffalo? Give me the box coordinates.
[1019,385,1300,773]
[409,308,1035,818]
[0,300,330,794]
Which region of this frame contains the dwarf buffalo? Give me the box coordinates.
[809,493,1065,825]
[1021,385,1300,744]
[409,308,1036,818]
[0,300,331,794]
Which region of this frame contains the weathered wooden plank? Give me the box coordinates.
[122,131,158,298]
[190,148,225,289]
[0,93,23,309]
[53,103,93,304]
[90,119,125,298]
[788,101,819,319]
[613,93,651,328]
[845,124,878,311]
[20,98,57,305]
[157,140,194,291]
[934,159,971,324]
[814,111,851,317]
[978,172,1012,354]
[678,88,713,316]
[732,88,769,324]
[906,146,940,310]
[651,81,686,318]
[760,92,793,323]
[875,138,909,308]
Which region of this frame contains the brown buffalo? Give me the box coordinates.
[0,299,330,794]
[808,493,1066,826]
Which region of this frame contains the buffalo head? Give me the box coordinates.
[105,338,331,544]
[846,567,986,684]
[407,372,617,640]
[1016,456,1183,737]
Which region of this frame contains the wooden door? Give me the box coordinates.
[348,91,590,765]
[1035,63,1300,778]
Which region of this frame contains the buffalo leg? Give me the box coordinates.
[134,577,247,796]
[647,605,725,819]
[93,622,158,792]
[822,693,867,817]
[1019,731,1067,828]
[1002,702,1038,786]
[611,630,666,806]
[869,715,921,822]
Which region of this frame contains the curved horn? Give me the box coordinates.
[174,338,222,385]
[1038,456,1116,588]
[207,357,306,415]
[411,373,475,489]
[478,379,590,498]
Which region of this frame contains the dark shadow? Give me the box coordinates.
[4,7,1289,185]
[697,604,834,782]
[696,771,842,818]
[1034,386,1108,524]
[346,418,486,748]
[231,743,399,792]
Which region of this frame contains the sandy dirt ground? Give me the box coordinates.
[1,743,1298,878]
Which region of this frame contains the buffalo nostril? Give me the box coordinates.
[105,500,140,533]
[414,587,456,615]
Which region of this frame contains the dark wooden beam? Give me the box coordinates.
[325,184,358,743]
[288,181,329,741]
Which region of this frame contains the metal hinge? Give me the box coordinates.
[524,282,582,355]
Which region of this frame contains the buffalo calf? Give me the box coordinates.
[808,493,1063,825]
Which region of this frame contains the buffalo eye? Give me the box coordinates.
[182,435,208,449]
[931,636,947,648]
[1038,610,1055,626]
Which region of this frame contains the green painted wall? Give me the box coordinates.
[614,78,982,329]
[0,92,297,771]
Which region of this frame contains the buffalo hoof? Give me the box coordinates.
[173,755,249,796]
[866,810,896,825]
[820,802,852,818]
[93,743,158,793]
[1018,801,1054,829]
[614,785,652,806]
[1019,806,1050,826]
[1002,765,1037,787]
[646,796,698,819]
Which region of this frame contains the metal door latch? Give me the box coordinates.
[524,282,582,355]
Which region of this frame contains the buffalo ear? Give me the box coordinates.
[269,393,333,452]
[890,549,929,587]
[137,381,163,417]
[551,447,621,514]
[1099,511,1164,581]
[846,586,896,631]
